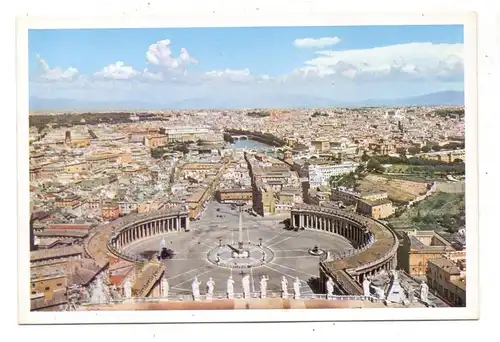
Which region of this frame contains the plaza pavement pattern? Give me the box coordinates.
[123,201,353,297]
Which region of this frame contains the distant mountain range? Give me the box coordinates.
[29,91,464,112]
[353,91,464,107]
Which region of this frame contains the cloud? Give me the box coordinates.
[142,68,164,82]
[36,55,79,81]
[295,42,464,82]
[146,39,197,71]
[204,68,274,84]
[293,37,342,49]
[93,61,140,80]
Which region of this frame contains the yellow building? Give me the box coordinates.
[55,193,81,208]
[216,189,253,203]
[30,271,68,299]
[187,188,210,219]
[357,198,393,219]
[147,135,168,148]
[397,230,456,276]
[426,253,466,307]
[30,270,68,311]
[101,203,120,220]
[63,161,88,173]
[311,139,331,152]
[417,149,465,163]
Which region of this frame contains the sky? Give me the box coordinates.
[28,25,465,109]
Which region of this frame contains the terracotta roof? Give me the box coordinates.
[30,245,83,262]
[47,224,91,230]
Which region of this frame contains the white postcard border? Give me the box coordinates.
[17,10,479,324]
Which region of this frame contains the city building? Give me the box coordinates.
[30,269,68,311]
[357,198,393,219]
[426,251,466,307]
[397,230,456,276]
[308,162,359,188]
[216,188,253,204]
[101,203,120,220]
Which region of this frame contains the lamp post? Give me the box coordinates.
[259,238,263,247]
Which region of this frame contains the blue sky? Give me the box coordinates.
[28,25,464,109]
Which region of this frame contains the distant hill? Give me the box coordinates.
[29,91,464,111]
[354,91,464,107]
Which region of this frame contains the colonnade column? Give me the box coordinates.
[299,214,304,228]
[185,216,189,231]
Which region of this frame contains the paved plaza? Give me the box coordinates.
[123,201,353,296]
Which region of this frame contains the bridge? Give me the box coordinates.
[231,135,249,140]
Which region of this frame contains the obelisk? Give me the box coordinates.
[238,208,244,250]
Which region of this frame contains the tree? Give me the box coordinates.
[367,158,385,172]
[421,145,431,153]
[396,147,407,155]
[431,145,442,152]
[408,146,421,155]
[361,151,370,162]
[356,164,366,175]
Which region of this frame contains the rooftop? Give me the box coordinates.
[30,245,83,262]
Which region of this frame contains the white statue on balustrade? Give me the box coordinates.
[420,281,429,303]
[372,285,386,300]
[260,275,269,299]
[160,277,169,299]
[408,286,415,303]
[206,277,215,299]
[242,274,251,299]
[363,276,371,297]
[293,277,301,299]
[227,275,235,299]
[159,237,166,252]
[192,276,201,301]
[326,277,335,299]
[124,278,132,299]
[281,276,289,299]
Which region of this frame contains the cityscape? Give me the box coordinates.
[26,25,467,314]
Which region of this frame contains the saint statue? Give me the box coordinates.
[281,276,289,298]
[124,278,132,299]
[260,275,269,299]
[293,277,301,299]
[242,274,251,298]
[420,281,429,303]
[160,237,166,251]
[161,277,169,299]
[363,276,371,297]
[227,275,235,299]
[192,276,201,300]
[206,277,215,298]
[326,277,335,299]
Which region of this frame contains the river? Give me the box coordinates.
[230,139,275,149]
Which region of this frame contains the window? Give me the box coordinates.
[31,291,36,295]
[44,287,50,291]
[56,283,62,287]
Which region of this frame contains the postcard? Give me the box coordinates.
[17,10,478,324]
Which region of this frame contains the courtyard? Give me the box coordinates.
[123,200,353,297]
